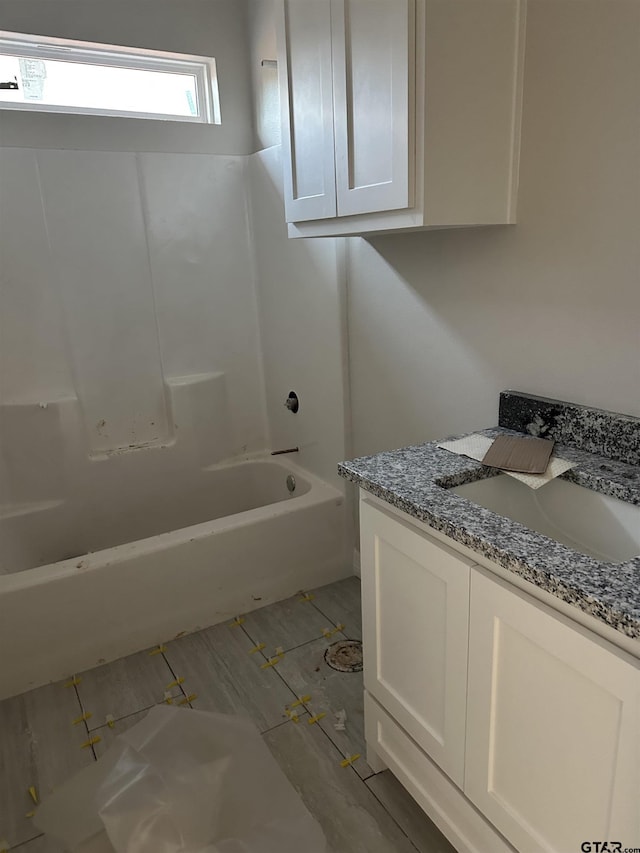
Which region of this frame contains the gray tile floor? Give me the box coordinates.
[0,576,455,853]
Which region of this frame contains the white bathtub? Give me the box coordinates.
[0,457,349,699]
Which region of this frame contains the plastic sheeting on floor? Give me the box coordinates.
[35,705,328,853]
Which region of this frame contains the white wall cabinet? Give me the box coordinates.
[360,493,640,853]
[277,0,337,222]
[278,0,526,238]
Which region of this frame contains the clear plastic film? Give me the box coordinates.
[35,705,328,853]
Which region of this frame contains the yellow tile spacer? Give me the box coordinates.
[288,695,311,709]
[25,810,36,818]
[105,714,115,728]
[28,786,38,805]
[299,593,314,602]
[261,654,283,669]
[308,713,326,725]
[72,711,92,725]
[178,693,197,705]
[163,691,174,704]
[229,616,245,627]
[81,736,101,749]
[249,642,266,654]
[322,624,346,639]
[289,712,300,723]
[64,675,82,688]
[166,677,185,689]
[148,645,167,656]
[340,753,361,768]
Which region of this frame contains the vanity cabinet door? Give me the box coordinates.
[360,498,473,788]
[465,569,640,853]
[278,0,337,222]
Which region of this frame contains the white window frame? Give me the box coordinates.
[0,31,221,124]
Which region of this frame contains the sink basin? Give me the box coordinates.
[450,475,640,563]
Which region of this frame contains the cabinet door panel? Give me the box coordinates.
[361,499,472,787]
[466,570,640,853]
[278,0,337,222]
[331,0,414,216]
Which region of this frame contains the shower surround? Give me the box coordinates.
[0,146,351,697]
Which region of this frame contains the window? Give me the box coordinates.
[0,32,220,123]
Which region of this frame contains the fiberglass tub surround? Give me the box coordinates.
[338,392,640,641]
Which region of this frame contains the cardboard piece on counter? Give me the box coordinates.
[482,434,555,474]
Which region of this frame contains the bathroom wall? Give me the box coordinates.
[348,0,640,457]
[247,147,349,489]
[247,0,281,152]
[0,0,253,154]
[251,1,346,484]
[0,148,267,494]
[1,0,352,513]
[245,0,350,490]
[0,0,269,507]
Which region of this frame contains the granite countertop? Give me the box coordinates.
[339,426,640,641]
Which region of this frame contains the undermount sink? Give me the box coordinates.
[450,475,640,563]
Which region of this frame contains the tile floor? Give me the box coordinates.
[0,576,455,853]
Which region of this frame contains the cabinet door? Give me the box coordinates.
[331,0,414,217]
[360,498,472,787]
[466,570,640,853]
[278,0,337,222]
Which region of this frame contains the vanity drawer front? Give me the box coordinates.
[360,497,474,787]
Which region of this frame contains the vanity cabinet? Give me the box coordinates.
[466,569,640,853]
[360,494,640,853]
[360,497,472,787]
[277,0,526,238]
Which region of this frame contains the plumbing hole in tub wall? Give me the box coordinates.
[284,391,299,413]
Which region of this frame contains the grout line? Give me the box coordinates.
[240,623,299,703]
[241,618,348,657]
[73,681,98,762]
[161,651,189,703]
[260,712,309,736]
[240,622,259,647]
[361,771,378,782]
[91,703,157,733]
[308,593,362,641]
[364,776,424,853]
[9,834,44,851]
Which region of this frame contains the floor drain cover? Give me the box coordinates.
[324,639,363,673]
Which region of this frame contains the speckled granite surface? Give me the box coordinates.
[339,427,640,640]
[500,391,640,466]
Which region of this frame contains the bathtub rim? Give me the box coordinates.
[0,455,344,592]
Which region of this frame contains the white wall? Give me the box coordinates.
[245,3,349,490]
[247,147,348,489]
[0,148,266,461]
[0,0,268,505]
[0,0,253,154]
[348,0,640,458]
[247,0,281,152]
